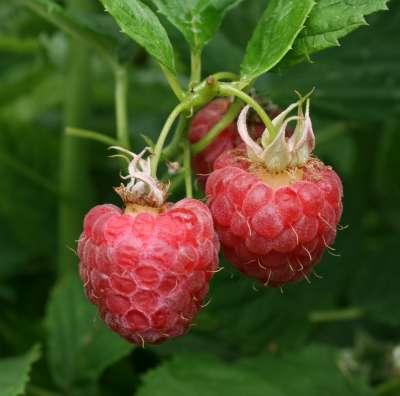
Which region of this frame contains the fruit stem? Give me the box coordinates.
[183,139,193,198]
[191,99,243,154]
[308,307,364,323]
[162,114,188,160]
[151,102,189,177]
[159,63,185,101]
[115,65,130,148]
[190,49,202,86]
[66,127,119,147]
[217,83,276,139]
[212,71,240,81]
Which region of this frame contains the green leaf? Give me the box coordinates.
[151,0,243,52]
[46,273,132,390]
[240,0,315,81]
[262,3,399,122]
[100,0,176,73]
[137,353,284,396]
[0,344,41,396]
[280,0,389,67]
[137,345,374,396]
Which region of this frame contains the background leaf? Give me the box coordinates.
[240,0,315,81]
[279,0,389,67]
[137,345,374,396]
[46,273,133,391]
[0,344,41,396]
[100,0,176,73]
[151,0,243,52]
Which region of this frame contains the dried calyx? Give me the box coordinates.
[111,147,167,209]
[238,94,315,172]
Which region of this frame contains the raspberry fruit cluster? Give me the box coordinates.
[77,94,343,346]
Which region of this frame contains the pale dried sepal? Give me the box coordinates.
[261,116,299,171]
[111,146,166,206]
[236,96,316,172]
[237,105,263,160]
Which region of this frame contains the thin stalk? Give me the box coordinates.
[159,63,185,101]
[58,0,95,274]
[218,83,275,139]
[115,66,130,148]
[162,115,188,160]
[190,50,202,85]
[66,127,119,147]
[192,99,243,154]
[212,71,240,81]
[151,102,188,177]
[182,139,193,198]
[309,307,364,323]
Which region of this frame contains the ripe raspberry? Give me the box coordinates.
[78,149,219,345]
[189,98,290,186]
[206,98,343,288]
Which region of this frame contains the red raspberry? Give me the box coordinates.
[206,99,343,288]
[78,198,219,345]
[189,98,290,186]
[77,148,219,345]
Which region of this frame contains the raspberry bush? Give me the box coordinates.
[1,1,398,396]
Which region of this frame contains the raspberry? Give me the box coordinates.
[78,149,219,345]
[206,98,343,288]
[189,98,291,186]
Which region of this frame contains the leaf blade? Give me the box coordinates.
[240,0,315,81]
[280,0,389,67]
[46,273,132,390]
[151,0,243,52]
[0,345,41,396]
[100,0,176,73]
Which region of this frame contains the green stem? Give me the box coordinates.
[0,35,40,54]
[159,63,185,101]
[115,66,130,148]
[162,115,188,160]
[212,71,240,81]
[151,102,189,177]
[190,50,202,85]
[66,127,119,147]
[308,307,364,323]
[58,0,95,274]
[183,139,193,198]
[192,99,243,154]
[217,83,276,139]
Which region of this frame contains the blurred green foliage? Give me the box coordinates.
[0,1,399,396]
